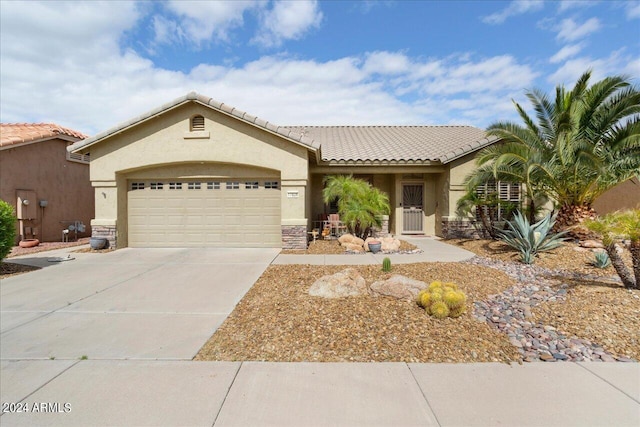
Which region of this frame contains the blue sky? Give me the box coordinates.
[1,0,638,135]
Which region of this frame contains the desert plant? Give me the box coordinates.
[0,200,16,261]
[592,251,611,269]
[382,257,392,272]
[322,175,390,240]
[586,209,639,289]
[462,71,640,231]
[498,211,568,264]
[417,281,467,319]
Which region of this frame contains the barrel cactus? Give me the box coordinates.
[417,281,467,319]
[382,257,392,272]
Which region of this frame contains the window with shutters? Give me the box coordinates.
[475,180,521,221]
[190,115,205,131]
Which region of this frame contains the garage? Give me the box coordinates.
[127,179,281,247]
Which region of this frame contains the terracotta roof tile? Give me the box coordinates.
[0,123,88,148]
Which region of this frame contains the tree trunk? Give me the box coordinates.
[528,198,536,224]
[554,203,597,239]
[477,207,496,239]
[630,239,640,290]
[605,242,637,289]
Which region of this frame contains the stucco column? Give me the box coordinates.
[280,179,308,249]
[91,181,118,248]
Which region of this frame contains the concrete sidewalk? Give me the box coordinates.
[1,360,638,426]
[273,236,475,265]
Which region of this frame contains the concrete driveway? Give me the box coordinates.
[1,247,279,360]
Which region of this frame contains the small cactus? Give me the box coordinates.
[382,257,392,272]
[417,281,467,319]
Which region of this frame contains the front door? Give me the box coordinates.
[402,184,424,233]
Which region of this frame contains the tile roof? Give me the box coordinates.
[69,92,320,153]
[68,92,499,165]
[0,123,88,148]
[287,126,497,164]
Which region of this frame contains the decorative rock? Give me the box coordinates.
[343,243,365,252]
[580,239,604,249]
[338,234,355,245]
[369,275,427,301]
[381,236,401,252]
[309,268,369,298]
[466,255,634,364]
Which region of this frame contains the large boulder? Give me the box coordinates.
[381,237,401,252]
[338,233,355,244]
[343,243,365,252]
[370,275,427,300]
[309,268,369,298]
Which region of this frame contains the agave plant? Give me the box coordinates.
[498,211,568,264]
[592,251,611,269]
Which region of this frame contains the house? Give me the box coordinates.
[68,92,513,249]
[593,176,640,214]
[0,123,93,244]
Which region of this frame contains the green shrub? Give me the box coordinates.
[0,200,16,261]
[382,257,392,272]
[592,251,611,269]
[498,211,568,264]
[417,281,467,319]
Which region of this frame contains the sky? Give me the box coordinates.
[1,0,639,136]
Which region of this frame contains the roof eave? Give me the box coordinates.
[437,135,500,164]
[69,92,320,155]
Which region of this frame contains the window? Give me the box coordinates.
[226,182,240,190]
[207,182,220,190]
[150,182,164,190]
[190,115,205,131]
[264,181,279,189]
[188,182,202,190]
[169,182,183,190]
[131,182,145,190]
[245,181,259,189]
[475,181,521,221]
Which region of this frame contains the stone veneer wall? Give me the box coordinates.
[441,218,479,239]
[92,225,117,249]
[282,225,307,249]
[372,215,390,238]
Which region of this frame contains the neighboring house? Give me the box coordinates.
[0,123,93,244]
[69,92,513,249]
[593,176,640,214]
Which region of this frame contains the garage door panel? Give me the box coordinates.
[128,179,281,248]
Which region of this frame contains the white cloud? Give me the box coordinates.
[626,2,640,20]
[547,49,635,85]
[557,0,599,13]
[556,17,601,42]
[161,0,259,45]
[363,51,411,75]
[482,0,544,25]
[252,0,323,47]
[549,43,584,63]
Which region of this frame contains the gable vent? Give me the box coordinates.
[191,115,205,131]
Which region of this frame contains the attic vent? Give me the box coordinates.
[191,115,205,131]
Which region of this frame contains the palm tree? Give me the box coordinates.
[586,209,640,289]
[322,175,390,240]
[463,70,640,230]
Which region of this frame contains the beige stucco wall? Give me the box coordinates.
[593,177,640,214]
[0,139,94,243]
[84,102,310,247]
[444,153,479,220]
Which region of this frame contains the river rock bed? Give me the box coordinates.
[466,256,636,363]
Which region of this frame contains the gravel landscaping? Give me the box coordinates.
[197,238,639,363]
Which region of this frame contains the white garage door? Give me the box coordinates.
[128,179,281,247]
